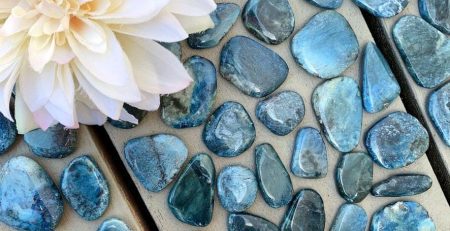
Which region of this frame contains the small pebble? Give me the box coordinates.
[419,0,450,34]
[305,0,343,9]
[428,82,450,146]
[24,123,77,158]
[331,203,367,231]
[371,174,432,197]
[281,189,325,231]
[98,218,131,231]
[0,113,16,154]
[353,0,408,18]
[109,104,147,129]
[291,127,327,178]
[228,213,278,231]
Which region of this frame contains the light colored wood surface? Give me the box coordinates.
[104,0,450,230]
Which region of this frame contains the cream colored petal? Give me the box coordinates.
[28,34,56,72]
[32,107,57,131]
[0,58,20,120]
[52,44,75,64]
[0,32,26,64]
[129,91,160,111]
[175,14,214,34]
[15,87,39,134]
[70,17,107,53]
[166,0,216,17]
[0,3,37,36]
[84,0,111,16]
[75,100,107,125]
[119,108,138,124]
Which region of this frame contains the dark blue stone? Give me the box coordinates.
[419,0,450,34]
[281,189,325,231]
[0,113,16,154]
[0,156,63,230]
[255,143,293,208]
[109,104,147,129]
[168,153,215,227]
[24,123,77,158]
[228,213,278,231]
[291,10,359,79]
[61,155,109,221]
[331,204,367,231]
[98,218,131,231]
[353,0,408,18]
[217,165,257,212]
[256,91,305,136]
[363,42,400,113]
[371,201,436,231]
[305,0,343,9]
[243,0,295,44]
[188,3,240,49]
[428,82,450,146]
[371,174,432,197]
[160,42,181,59]
[393,15,450,88]
[312,77,362,152]
[124,134,188,192]
[366,112,429,169]
[202,102,256,157]
[161,56,217,129]
[291,127,327,178]
[220,36,288,97]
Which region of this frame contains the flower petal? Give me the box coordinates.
[0,3,37,36]
[175,14,215,34]
[15,88,39,134]
[28,34,56,72]
[129,91,160,111]
[70,17,107,53]
[0,58,20,120]
[19,62,56,112]
[32,107,56,131]
[166,0,216,17]
[119,108,138,124]
[75,93,107,125]
[52,44,75,64]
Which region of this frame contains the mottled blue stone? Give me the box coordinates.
[228,213,278,231]
[255,143,293,208]
[291,10,359,79]
[124,134,188,192]
[363,42,400,113]
[305,0,343,9]
[371,174,432,197]
[98,218,131,231]
[160,42,181,59]
[428,82,450,146]
[109,104,147,129]
[161,56,217,129]
[366,112,429,169]
[220,36,288,97]
[0,113,16,154]
[393,15,450,88]
[281,189,325,231]
[243,0,295,44]
[312,77,362,152]
[371,201,436,231]
[353,0,408,18]
[419,0,450,34]
[202,102,256,157]
[61,155,109,221]
[188,3,240,49]
[0,156,63,230]
[24,124,77,158]
[331,204,367,231]
[217,165,257,212]
[291,127,327,178]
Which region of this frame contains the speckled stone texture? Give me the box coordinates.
[419,0,450,34]
[228,213,278,231]
[331,203,367,231]
[98,218,131,231]
[0,114,16,154]
[371,174,432,197]
[353,0,409,18]
[108,104,148,129]
[305,0,342,9]
[428,82,450,146]
[291,127,327,178]
[281,189,325,231]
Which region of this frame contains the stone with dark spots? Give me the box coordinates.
[353,0,409,18]
[228,213,278,231]
[0,113,16,154]
[419,0,450,34]
[108,104,148,129]
[98,218,131,231]
[305,0,343,9]
[281,189,325,231]
[24,123,77,158]
[371,174,432,197]
[331,204,367,231]
[428,82,450,146]
[291,127,327,178]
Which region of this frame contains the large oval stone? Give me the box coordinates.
[24,123,77,158]
[124,134,188,192]
[331,204,367,231]
[312,77,362,152]
[353,0,408,18]
[281,189,325,231]
[228,213,278,231]
[419,0,450,34]
[366,112,429,169]
[291,10,359,79]
[220,36,288,97]
[98,218,131,231]
[371,174,432,197]
[109,104,148,129]
[428,82,450,146]
[291,127,327,178]
[0,156,63,230]
[0,114,16,154]
[305,0,343,9]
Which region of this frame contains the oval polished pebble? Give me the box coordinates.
[428,82,450,146]
[331,204,368,231]
[109,104,148,129]
[312,77,362,152]
[228,213,278,231]
[371,174,432,197]
[124,134,188,192]
[61,155,110,221]
[220,36,288,98]
[305,0,343,9]
[366,111,429,169]
[281,189,325,231]
[291,127,327,178]
[0,156,63,230]
[419,0,450,34]
[353,0,408,18]
[0,113,16,154]
[24,123,77,158]
[98,218,131,231]
[217,165,257,212]
[291,10,359,79]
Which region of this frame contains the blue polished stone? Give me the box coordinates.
[353,0,408,18]
[0,156,63,230]
[428,82,450,146]
[371,201,436,231]
[109,104,147,129]
[217,165,257,212]
[98,218,131,231]
[393,15,450,88]
[331,204,368,231]
[312,77,362,152]
[160,42,181,59]
[363,42,400,113]
[188,3,240,49]
[366,112,429,169]
[305,0,343,9]
[61,155,109,221]
[228,213,278,231]
[291,127,327,178]
[419,0,450,34]
[202,101,256,157]
[0,113,16,154]
[24,123,77,158]
[220,36,289,97]
[291,10,359,79]
[124,134,188,192]
[281,189,325,231]
[371,174,432,197]
[161,56,217,129]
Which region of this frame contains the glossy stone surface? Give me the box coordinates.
[371,201,436,231]
[366,112,429,169]
[419,0,450,34]
[124,134,188,192]
[255,143,293,208]
[203,102,256,157]
[24,123,77,158]
[160,42,181,59]
[0,114,16,154]
[291,127,327,178]
[291,10,359,79]
[109,104,147,129]
[98,218,131,231]
[305,0,343,9]
[363,42,400,113]
[0,156,63,230]
[281,189,325,231]
[312,77,362,152]
[371,174,432,197]
[331,204,367,231]
[217,165,257,212]
[188,3,240,49]
[428,82,450,146]
[168,154,215,227]
[393,15,450,88]
[61,155,109,221]
[353,0,408,18]
[220,36,288,97]
[228,213,278,231]
[243,0,295,44]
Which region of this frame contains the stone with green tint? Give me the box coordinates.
[371,174,432,197]
[281,189,325,231]
[331,204,367,231]
[228,213,278,231]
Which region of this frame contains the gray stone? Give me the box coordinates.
[419,0,450,34]
[108,104,147,129]
[228,213,278,231]
[0,113,16,154]
[305,0,343,9]
[428,82,450,146]
[331,204,367,231]
[281,189,325,231]
[24,123,77,158]
[98,218,131,231]
[291,127,327,178]
[353,0,409,18]
[371,174,432,197]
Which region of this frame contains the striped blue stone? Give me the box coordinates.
[228,213,278,231]
[98,218,131,231]
[305,0,342,9]
[371,174,432,197]
[291,127,327,178]
[281,189,325,231]
[0,113,16,154]
[331,204,367,231]
[419,0,450,34]
[353,0,408,18]
[24,123,77,158]
[428,82,450,146]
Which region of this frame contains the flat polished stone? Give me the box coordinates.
[331,204,367,231]
[393,15,450,88]
[98,218,131,231]
[220,36,288,97]
[428,82,450,146]
[160,42,181,59]
[256,91,305,136]
[312,77,362,152]
[305,0,343,9]
[353,0,408,18]
[24,123,77,158]
[419,0,450,34]
[202,101,256,157]
[124,134,188,192]
[243,0,295,44]
[109,104,147,129]
[366,112,429,169]
[291,127,327,178]
[228,213,278,231]
[291,10,359,79]
[0,114,16,154]
[371,174,432,197]
[281,189,325,231]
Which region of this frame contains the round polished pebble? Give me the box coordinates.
[98,218,131,231]
[353,0,409,18]
[371,174,432,197]
[0,114,16,154]
[428,82,450,146]
[305,0,343,9]
[24,123,77,158]
[228,213,278,231]
[281,189,325,231]
[331,204,367,231]
[419,0,450,34]
[109,104,147,129]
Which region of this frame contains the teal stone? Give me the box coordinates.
[161,56,217,129]
[168,154,215,227]
[0,113,16,154]
[291,10,359,79]
[255,143,293,208]
[281,189,325,231]
[228,213,278,231]
[124,134,188,192]
[428,82,450,146]
[353,0,408,18]
[419,0,450,34]
[331,204,367,231]
[160,42,181,59]
[109,104,147,129]
[305,0,343,9]
[371,174,432,197]
[312,77,362,152]
[362,42,400,113]
[24,124,77,158]
[98,218,131,231]
[291,127,327,178]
